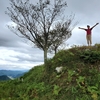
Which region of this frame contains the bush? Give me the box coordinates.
[79,50,100,63]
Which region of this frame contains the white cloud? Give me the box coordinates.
[0,47,44,70]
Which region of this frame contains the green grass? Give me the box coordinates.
[0,44,100,100]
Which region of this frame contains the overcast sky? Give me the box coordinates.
[0,0,100,70]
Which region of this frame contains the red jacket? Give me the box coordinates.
[85,28,93,35]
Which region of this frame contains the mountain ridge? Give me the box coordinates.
[0,70,27,78]
[0,75,11,81]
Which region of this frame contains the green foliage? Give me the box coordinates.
[76,76,85,87]
[79,50,100,63]
[0,44,100,100]
[67,69,75,82]
[53,85,61,96]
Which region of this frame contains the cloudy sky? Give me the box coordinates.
[0,0,100,70]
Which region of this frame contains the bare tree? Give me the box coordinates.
[6,0,74,64]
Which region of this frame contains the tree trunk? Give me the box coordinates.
[44,47,50,83]
[44,48,48,65]
[54,47,57,55]
[55,49,57,55]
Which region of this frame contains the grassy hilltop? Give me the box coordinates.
[0,44,100,100]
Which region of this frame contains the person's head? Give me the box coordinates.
[87,25,90,29]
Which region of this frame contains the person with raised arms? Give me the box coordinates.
[78,23,99,46]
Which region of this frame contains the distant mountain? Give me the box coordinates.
[0,75,11,81]
[0,70,27,78]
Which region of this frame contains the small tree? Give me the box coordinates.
[6,0,75,64]
[48,17,75,54]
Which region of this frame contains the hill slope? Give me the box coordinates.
[0,44,100,100]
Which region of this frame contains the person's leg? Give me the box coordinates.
[90,35,92,46]
[86,35,89,46]
[88,35,92,46]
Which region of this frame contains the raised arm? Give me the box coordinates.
[91,23,99,29]
[78,27,86,30]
